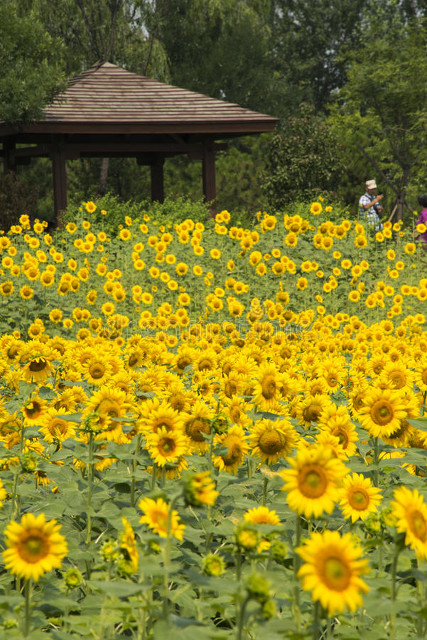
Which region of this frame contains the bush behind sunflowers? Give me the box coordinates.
[0,199,426,638]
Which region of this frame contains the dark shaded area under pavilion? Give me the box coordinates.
[0,62,279,219]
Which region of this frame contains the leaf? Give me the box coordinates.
[86,580,143,597]
[407,418,427,432]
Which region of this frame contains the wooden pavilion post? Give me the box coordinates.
[202,142,216,216]
[51,138,67,223]
[150,155,165,202]
[3,138,16,175]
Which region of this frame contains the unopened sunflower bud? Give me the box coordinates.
[2,618,18,629]
[21,452,38,473]
[212,415,229,435]
[270,539,288,562]
[380,506,398,528]
[262,599,276,619]
[100,539,119,562]
[183,471,219,507]
[63,568,83,589]
[245,573,271,604]
[202,553,226,576]
[365,512,381,533]
[235,524,260,551]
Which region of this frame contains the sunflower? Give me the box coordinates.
[39,408,77,443]
[182,400,214,453]
[22,396,49,426]
[21,354,55,385]
[295,394,332,429]
[318,406,359,458]
[310,202,323,215]
[252,363,282,411]
[391,487,427,559]
[280,446,348,518]
[183,471,219,507]
[297,530,369,615]
[81,356,112,386]
[244,506,281,526]
[339,473,382,522]
[249,418,297,465]
[3,513,68,582]
[138,400,184,435]
[213,425,249,474]
[139,497,185,541]
[146,426,189,467]
[85,386,131,440]
[358,388,408,438]
[118,517,139,575]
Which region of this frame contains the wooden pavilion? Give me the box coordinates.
[0,62,279,217]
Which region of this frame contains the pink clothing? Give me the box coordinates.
[416,208,427,244]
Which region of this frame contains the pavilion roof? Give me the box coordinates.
[0,62,278,136]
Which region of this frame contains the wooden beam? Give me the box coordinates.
[202,143,216,216]
[1,121,278,136]
[51,142,67,223]
[150,156,164,203]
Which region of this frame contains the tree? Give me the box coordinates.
[0,1,66,123]
[154,0,285,115]
[262,104,344,209]
[328,17,427,220]
[268,0,369,114]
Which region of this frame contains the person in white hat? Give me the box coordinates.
[358,180,384,231]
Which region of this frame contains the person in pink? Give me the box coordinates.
[416,194,427,249]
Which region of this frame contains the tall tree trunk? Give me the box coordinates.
[97,157,109,197]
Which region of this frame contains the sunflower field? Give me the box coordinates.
[0,199,426,640]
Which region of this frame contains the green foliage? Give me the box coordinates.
[269,0,369,113]
[0,173,40,231]
[61,194,214,233]
[0,1,66,123]
[328,17,427,221]
[155,0,285,115]
[262,104,344,210]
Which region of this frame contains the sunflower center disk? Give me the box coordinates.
[29,358,48,372]
[159,438,176,455]
[299,466,327,498]
[19,532,49,563]
[410,510,427,542]
[222,443,242,466]
[186,418,210,442]
[371,401,393,425]
[349,489,369,510]
[90,365,106,379]
[259,431,284,455]
[323,556,351,591]
[261,376,276,400]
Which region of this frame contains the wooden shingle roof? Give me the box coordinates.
[3,62,278,136]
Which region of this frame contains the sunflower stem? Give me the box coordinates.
[390,536,402,640]
[416,559,424,637]
[326,615,333,638]
[373,437,379,487]
[23,578,31,637]
[312,601,321,640]
[131,434,142,507]
[162,495,179,620]
[150,464,157,491]
[236,546,242,582]
[85,432,95,548]
[236,596,249,640]
[12,422,26,520]
[208,422,215,475]
[262,477,268,506]
[293,515,302,632]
